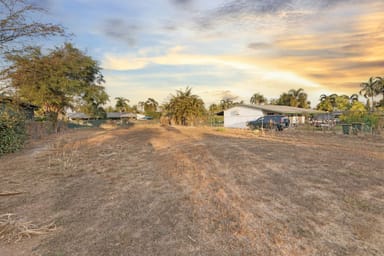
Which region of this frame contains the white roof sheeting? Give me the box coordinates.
[234,104,325,115]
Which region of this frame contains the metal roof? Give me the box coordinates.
[106,112,122,118]
[67,112,90,119]
[232,104,325,114]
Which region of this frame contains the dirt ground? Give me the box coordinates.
[0,124,383,256]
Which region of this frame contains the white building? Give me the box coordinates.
[224,105,264,128]
[224,104,324,128]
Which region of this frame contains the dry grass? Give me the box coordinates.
[0,214,56,243]
[0,125,383,255]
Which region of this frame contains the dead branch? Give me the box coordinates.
[0,191,25,196]
[0,213,56,243]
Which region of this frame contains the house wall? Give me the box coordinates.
[288,115,306,125]
[224,106,263,128]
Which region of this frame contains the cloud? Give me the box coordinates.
[103,54,148,70]
[102,46,256,71]
[248,42,272,50]
[194,0,358,32]
[215,0,291,16]
[213,0,355,17]
[102,18,139,46]
[170,0,194,7]
[99,0,383,106]
[162,21,178,31]
[338,61,384,72]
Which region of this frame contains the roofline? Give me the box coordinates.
[228,104,326,114]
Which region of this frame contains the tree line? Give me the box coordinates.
[1,0,383,154]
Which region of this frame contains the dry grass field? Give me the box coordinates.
[0,124,383,256]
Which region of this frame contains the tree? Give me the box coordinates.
[130,104,139,113]
[105,105,115,113]
[360,77,380,111]
[5,43,108,127]
[275,88,310,108]
[163,87,206,125]
[219,98,234,110]
[350,101,366,113]
[0,0,65,52]
[138,101,145,112]
[316,93,350,112]
[374,76,384,107]
[77,85,109,119]
[328,93,338,109]
[208,103,221,114]
[0,0,66,94]
[335,95,350,111]
[250,93,267,105]
[143,98,158,114]
[316,94,333,112]
[115,97,130,112]
[350,93,359,103]
[288,88,310,108]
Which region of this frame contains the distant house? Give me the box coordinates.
[224,104,324,129]
[67,112,90,120]
[68,112,138,120]
[121,113,137,119]
[106,112,122,120]
[107,112,138,120]
[0,97,39,120]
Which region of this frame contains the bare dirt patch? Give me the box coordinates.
[1,125,383,255]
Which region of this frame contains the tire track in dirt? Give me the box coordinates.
[149,126,312,255]
[1,125,383,255]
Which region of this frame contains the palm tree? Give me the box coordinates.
[275,92,291,106]
[329,93,338,109]
[319,94,328,102]
[350,93,359,103]
[250,93,267,105]
[164,87,206,126]
[374,76,384,103]
[360,77,378,111]
[289,88,310,108]
[115,97,129,112]
[316,94,333,112]
[219,98,234,110]
[275,88,310,108]
[143,98,158,114]
[208,103,220,114]
[138,101,145,112]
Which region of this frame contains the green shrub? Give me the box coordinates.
[0,103,27,156]
[340,112,379,128]
[362,114,379,128]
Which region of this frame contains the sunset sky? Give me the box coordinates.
[43,0,384,107]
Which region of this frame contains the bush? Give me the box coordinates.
[340,111,380,129]
[0,103,27,156]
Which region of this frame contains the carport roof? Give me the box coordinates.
[233,104,325,115]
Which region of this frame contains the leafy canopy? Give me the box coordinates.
[274,88,310,108]
[5,43,108,120]
[163,87,206,125]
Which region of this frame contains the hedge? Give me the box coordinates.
[0,103,27,156]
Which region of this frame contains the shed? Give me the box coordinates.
[224,104,324,128]
[0,97,39,120]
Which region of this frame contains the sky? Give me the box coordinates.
[40,0,384,107]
